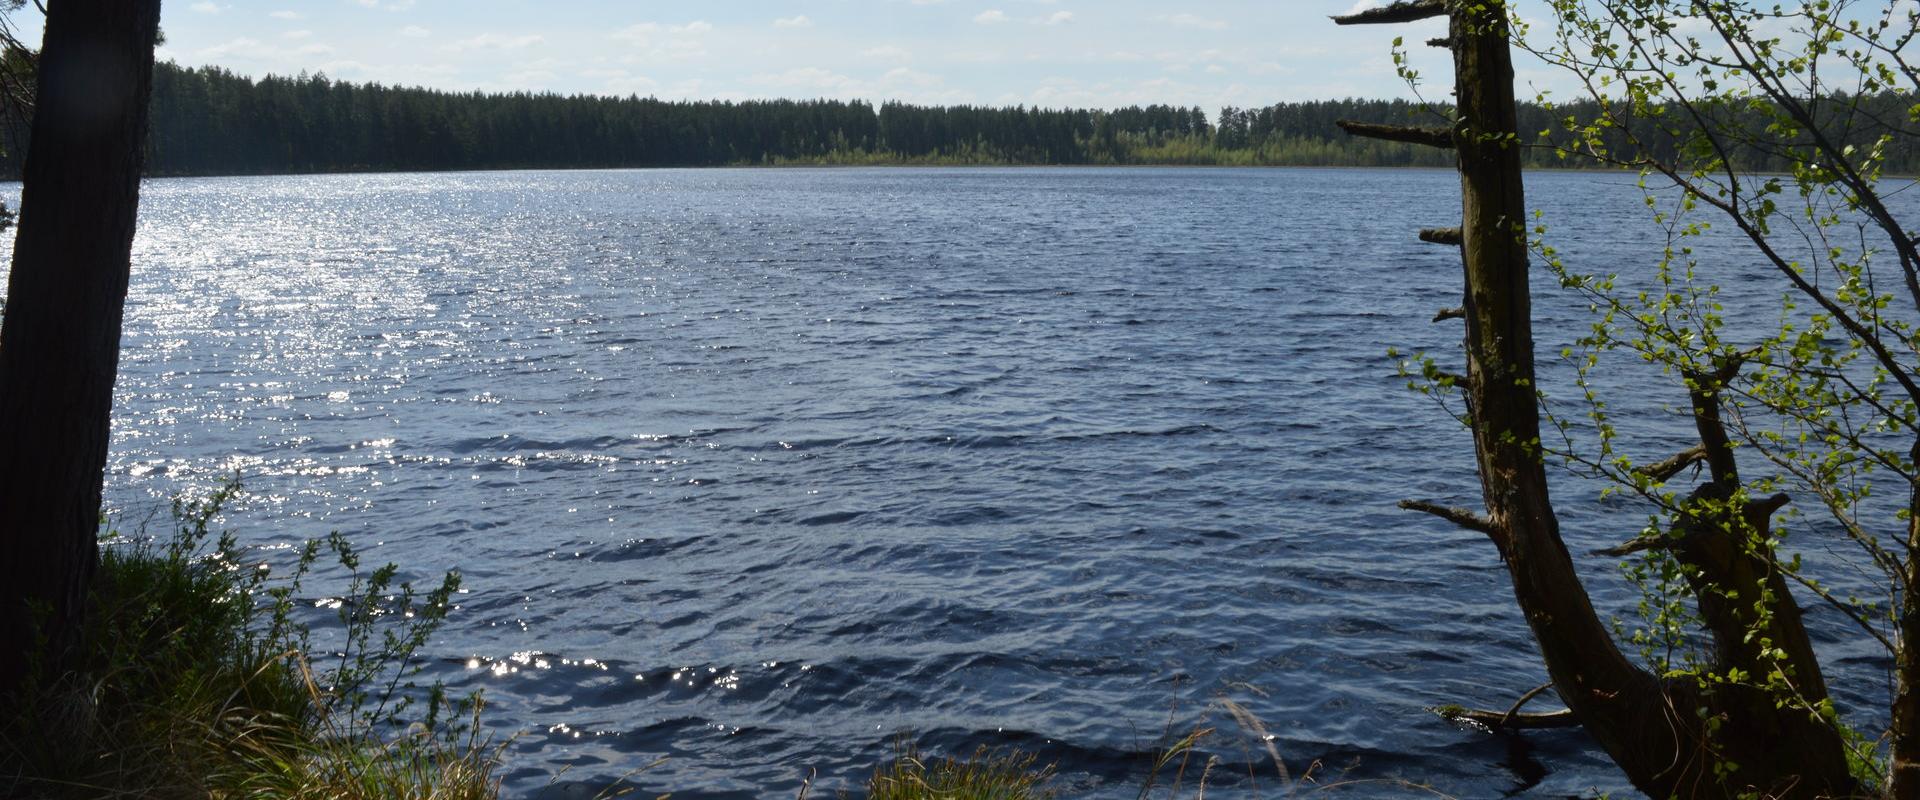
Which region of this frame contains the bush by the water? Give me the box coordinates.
[0,483,500,799]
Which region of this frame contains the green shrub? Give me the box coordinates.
[0,480,499,799]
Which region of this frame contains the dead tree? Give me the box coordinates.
[1334,2,1861,797]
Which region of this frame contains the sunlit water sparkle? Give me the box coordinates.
[2,166,1907,798]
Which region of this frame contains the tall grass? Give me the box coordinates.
[0,482,500,799]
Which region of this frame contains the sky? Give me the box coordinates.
[44,0,1500,109]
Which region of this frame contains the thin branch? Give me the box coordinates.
[1500,682,1557,727]
[1398,499,1502,544]
[1593,535,1669,558]
[1435,705,1579,730]
[1636,444,1708,483]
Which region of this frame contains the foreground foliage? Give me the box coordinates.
[0,485,499,799]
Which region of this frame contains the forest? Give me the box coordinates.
[2,60,1907,177]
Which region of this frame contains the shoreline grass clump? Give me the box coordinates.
[862,744,1057,800]
[0,482,500,799]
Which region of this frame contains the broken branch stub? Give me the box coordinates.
[1331,0,1447,26]
[1335,120,1455,149]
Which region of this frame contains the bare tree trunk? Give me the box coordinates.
[1892,451,1920,799]
[1443,4,1692,787]
[1338,1,1859,796]
[0,0,162,694]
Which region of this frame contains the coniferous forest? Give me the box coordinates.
[0,61,1913,177]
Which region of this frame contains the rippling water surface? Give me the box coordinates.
[16,167,1907,797]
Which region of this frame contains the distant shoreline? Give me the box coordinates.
[56,161,1632,183]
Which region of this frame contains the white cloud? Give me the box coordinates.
[440,33,544,53]
[974,9,1008,24]
[197,36,333,61]
[861,45,911,60]
[190,1,224,13]
[268,9,302,19]
[1343,0,1380,15]
[196,37,264,59]
[400,25,431,38]
[750,66,856,93]
[1041,11,1072,24]
[611,21,713,42]
[773,15,812,28]
[609,21,713,62]
[581,67,659,96]
[880,67,941,88]
[1160,13,1227,30]
[283,29,312,39]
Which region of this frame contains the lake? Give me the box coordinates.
[31,166,1900,797]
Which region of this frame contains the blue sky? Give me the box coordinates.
[10,2,1901,110]
[86,0,1484,109]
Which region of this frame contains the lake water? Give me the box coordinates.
[29,167,1906,797]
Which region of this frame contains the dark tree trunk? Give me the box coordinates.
[1338,2,1860,796]
[1893,451,1920,798]
[0,0,162,694]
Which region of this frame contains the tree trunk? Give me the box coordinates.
[1448,6,1859,796]
[1445,4,1691,788]
[1891,449,1920,798]
[0,0,162,694]
[1340,2,1862,796]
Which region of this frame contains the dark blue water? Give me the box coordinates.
[31,167,1905,797]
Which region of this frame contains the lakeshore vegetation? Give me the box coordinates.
[0,60,1910,177]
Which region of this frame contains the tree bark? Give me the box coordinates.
[1891,441,1920,798]
[1381,3,1861,796]
[0,0,162,694]
[1444,3,1686,786]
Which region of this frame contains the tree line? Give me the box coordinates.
[0,63,1545,175]
[0,60,1910,177]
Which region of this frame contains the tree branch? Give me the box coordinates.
[1636,444,1707,483]
[1592,536,1669,558]
[1398,499,1502,545]
[1434,705,1579,730]
[1336,120,1455,149]
[1331,0,1447,25]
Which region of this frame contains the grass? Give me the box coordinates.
[859,745,1056,800]
[0,483,501,799]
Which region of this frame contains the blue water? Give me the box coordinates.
[34,167,1904,797]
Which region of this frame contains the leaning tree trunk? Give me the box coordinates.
[1895,464,1920,798]
[1334,1,1858,797]
[0,0,163,695]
